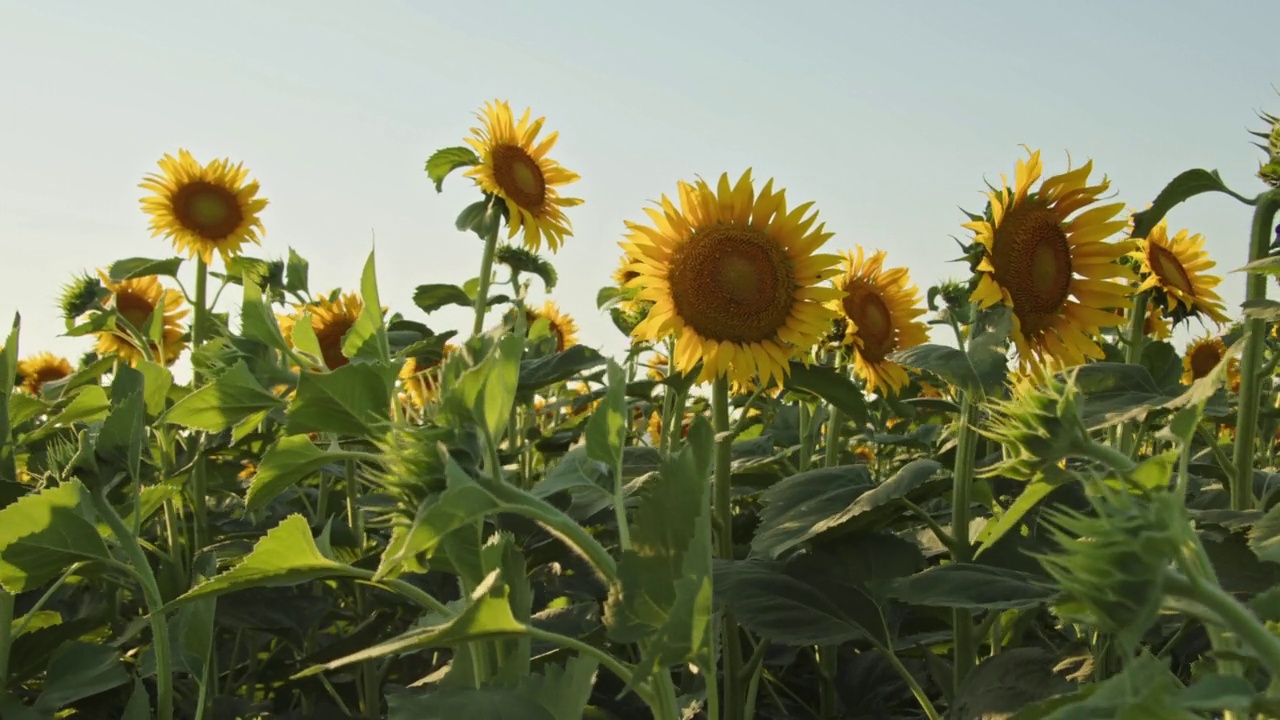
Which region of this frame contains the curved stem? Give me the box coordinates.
[1164,569,1280,678]
[876,643,941,720]
[471,205,501,337]
[524,627,655,709]
[713,377,744,720]
[1231,191,1280,510]
[1078,439,1139,475]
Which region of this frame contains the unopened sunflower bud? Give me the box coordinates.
[58,272,105,321]
[980,373,1089,480]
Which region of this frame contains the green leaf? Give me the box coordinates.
[388,688,555,720]
[835,459,949,534]
[953,648,1075,720]
[7,393,47,428]
[886,564,1055,610]
[34,641,128,712]
[239,278,289,351]
[889,344,977,393]
[425,146,481,192]
[170,515,364,607]
[456,198,504,238]
[0,480,109,593]
[285,361,395,437]
[413,283,474,314]
[517,345,607,396]
[1069,362,1174,430]
[455,332,523,443]
[1131,169,1235,239]
[374,485,500,581]
[285,246,310,293]
[162,360,284,432]
[782,361,868,425]
[121,678,151,720]
[97,385,145,481]
[714,559,886,646]
[1240,297,1280,322]
[23,385,111,443]
[752,465,875,559]
[495,244,558,291]
[1249,502,1280,565]
[245,435,340,512]
[1172,673,1256,714]
[966,305,1013,395]
[107,257,184,282]
[133,359,174,416]
[295,570,525,677]
[584,360,627,470]
[341,248,391,364]
[975,477,1063,558]
[288,310,326,369]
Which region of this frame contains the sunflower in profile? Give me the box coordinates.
[1182,334,1240,390]
[524,301,579,352]
[140,149,268,265]
[967,148,1133,371]
[624,170,844,386]
[1130,220,1230,326]
[93,271,189,366]
[831,247,930,395]
[463,100,583,253]
[645,352,670,382]
[17,352,73,395]
[278,292,364,370]
[399,343,459,407]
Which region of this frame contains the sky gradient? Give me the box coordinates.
[2,0,1277,368]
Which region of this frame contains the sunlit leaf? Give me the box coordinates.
[162,361,284,432]
[0,480,109,593]
[425,146,480,192]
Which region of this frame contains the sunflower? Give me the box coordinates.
[648,410,692,446]
[463,100,583,253]
[399,343,459,407]
[17,352,72,394]
[967,148,1134,371]
[645,352,670,382]
[623,170,844,386]
[278,292,364,370]
[1130,220,1230,326]
[140,149,268,265]
[525,301,579,352]
[93,271,189,366]
[1182,334,1240,390]
[831,247,930,395]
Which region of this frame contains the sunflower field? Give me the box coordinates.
[3,94,1280,720]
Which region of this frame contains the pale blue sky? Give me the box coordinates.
[1,0,1277,369]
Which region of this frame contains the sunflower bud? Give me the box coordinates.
[365,422,482,519]
[495,244,558,291]
[58,272,105,322]
[980,373,1089,481]
[1252,109,1280,189]
[1038,487,1186,646]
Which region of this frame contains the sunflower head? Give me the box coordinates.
[17,352,73,395]
[519,301,579,353]
[400,343,459,407]
[462,100,583,253]
[830,247,930,396]
[495,244,558,291]
[624,170,844,386]
[278,291,364,371]
[140,149,268,265]
[1129,220,1229,326]
[58,272,106,322]
[1182,334,1240,390]
[966,148,1134,372]
[93,270,190,366]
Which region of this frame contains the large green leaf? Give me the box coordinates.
[425,146,480,192]
[133,359,174,416]
[285,247,310,293]
[239,277,289,351]
[751,465,875,559]
[584,360,627,470]
[0,480,109,593]
[162,360,284,432]
[374,485,500,581]
[1069,362,1173,430]
[886,564,1055,610]
[782,362,868,425]
[890,308,1010,397]
[34,641,128,712]
[285,361,395,437]
[341,248,391,364]
[96,385,145,481]
[454,332,523,443]
[107,257,184,282]
[413,283,473,314]
[245,435,342,512]
[169,515,364,607]
[836,459,949,534]
[517,345,607,396]
[1131,169,1237,239]
[714,559,886,646]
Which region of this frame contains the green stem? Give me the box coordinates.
[93,486,173,720]
[0,591,12,686]
[1164,569,1280,678]
[192,257,209,381]
[1230,191,1280,511]
[819,404,843,719]
[798,402,813,473]
[878,643,941,720]
[950,392,981,690]
[713,377,744,720]
[1119,291,1150,456]
[471,209,501,337]
[524,628,657,709]
[1078,439,1139,475]
[658,346,677,454]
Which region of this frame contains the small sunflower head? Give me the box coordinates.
[495,244,558,291]
[1038,487,1187,646]
[366,422,480,519]
[980,372,1090,481]
[58,272,106,322]
[1253,109,1280,189]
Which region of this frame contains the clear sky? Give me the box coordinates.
[2,0,1277,370]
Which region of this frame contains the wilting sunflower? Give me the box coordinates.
[832,247,930,395]
[17,352,72,394]
[278,292,364,370]
[524,301,579,352]
[1130,220,1230,326]
[94,271,189,366]
[399,344,459,407]
[1182,334,1240,390]
[624,169,844,386]
[139,149,268,264]
[967,148,1133,370]
[463,100,583,253]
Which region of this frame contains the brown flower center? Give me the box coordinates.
[314,318,355,370]
[991,202,1073,335]
[492,145,547,211]
[172,181,243,240]
[667,225,795,343]
[115,291,157,331]
[524,311,568,352]
[1188,342,1222,380]
[841,281,896,361]
[1148,242,1196,297]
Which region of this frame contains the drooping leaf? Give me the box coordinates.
[245,435,341,512]
[975,477,1064,557]
[162,360,284,432]
[34,642,129,712]
[752,465,875,559]
[886,564,1055,610]
[0,480,109,593]
[239,278,289,351]
[107,257,184,282]
[517,345,607,396]
[783,361,868,425]
[456,197,505,238]
[374,485,499,581]
[425,146,481,192]
[285,246,310,293]
[285,361,395,437]
[714,559,886,646]
[1131,169,1237,239]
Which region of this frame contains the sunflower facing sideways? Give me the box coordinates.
[463,100,583,253]
[832,247,930,396]
[623,169,844,387]
[139,149,268,265]
[93,271,190,366]
[1130,219,1230,326]
[16,352,73,395]
[966,148,1134,371]
[1182,334,1240,391]
[399,343,459,407]
[523,300,580,352]
[278,292,365,371]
